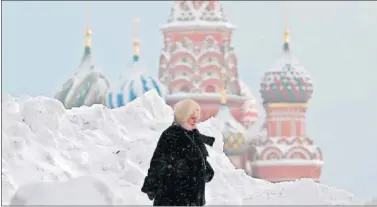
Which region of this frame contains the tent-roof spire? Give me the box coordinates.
[282,3,290,52]
[132,17,140,62]
[84,9,92,48]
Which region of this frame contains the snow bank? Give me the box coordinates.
[9,176,114,205]
[1,91,366,205]
[365,196,377,205]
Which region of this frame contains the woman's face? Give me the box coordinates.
[187,109,199,129]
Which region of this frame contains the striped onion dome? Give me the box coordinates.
[222,131,246,156]
[54,28,109,109]
[260,29,313,104]
[216,103,247,156]
[106,68,166,109]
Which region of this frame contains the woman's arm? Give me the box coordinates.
[193,131,215,183]
[204,158,214,182]
[141,131,171,197]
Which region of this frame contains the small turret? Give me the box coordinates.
[249,7,323,182]
[215,38,246,167]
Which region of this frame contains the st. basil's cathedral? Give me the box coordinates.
[54,1,324,183]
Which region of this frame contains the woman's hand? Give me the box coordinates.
[147,191,155,200]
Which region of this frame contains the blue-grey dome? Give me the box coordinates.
[55,43,109,109]
[106,27,166,109]
[106,72,166,109]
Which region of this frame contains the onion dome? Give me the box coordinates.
[106,18,166,109]
[218,103,247,156]
[54,26,109,109]
[238,80,259,128]
[260,29,313,104]
[107,70,166,109]
[222,131,246,156]
[215,69,246,156]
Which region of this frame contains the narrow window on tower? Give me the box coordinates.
[296,118,301,136]
[291,119,296,137]
[276,118,282,137]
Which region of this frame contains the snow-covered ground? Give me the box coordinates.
[9,176,115,205]
[1,90,368,205]
[365,197,377,205]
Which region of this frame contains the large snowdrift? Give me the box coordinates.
[9,176,115,205]
[365,197,377,205]
[1,90,366,205]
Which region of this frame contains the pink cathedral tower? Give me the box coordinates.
[158,1,258,129]
[247,29,324,182]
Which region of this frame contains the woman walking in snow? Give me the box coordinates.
[141,99,215,206]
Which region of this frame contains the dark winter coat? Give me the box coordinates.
[141,122,215,206]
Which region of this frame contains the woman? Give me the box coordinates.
[141,99,215,206]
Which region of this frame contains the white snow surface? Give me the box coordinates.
[365,196,377,205]
[1,91,366,205]
[9,176,115,205]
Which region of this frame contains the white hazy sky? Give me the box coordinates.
[3,1,377,199]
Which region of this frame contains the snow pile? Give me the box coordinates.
[2,91,366,205]
[365,197,377,205]
[9,176,114,205]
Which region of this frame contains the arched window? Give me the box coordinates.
[205,85,216,92]
[180,85,190,92]
[267,153,279,160]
